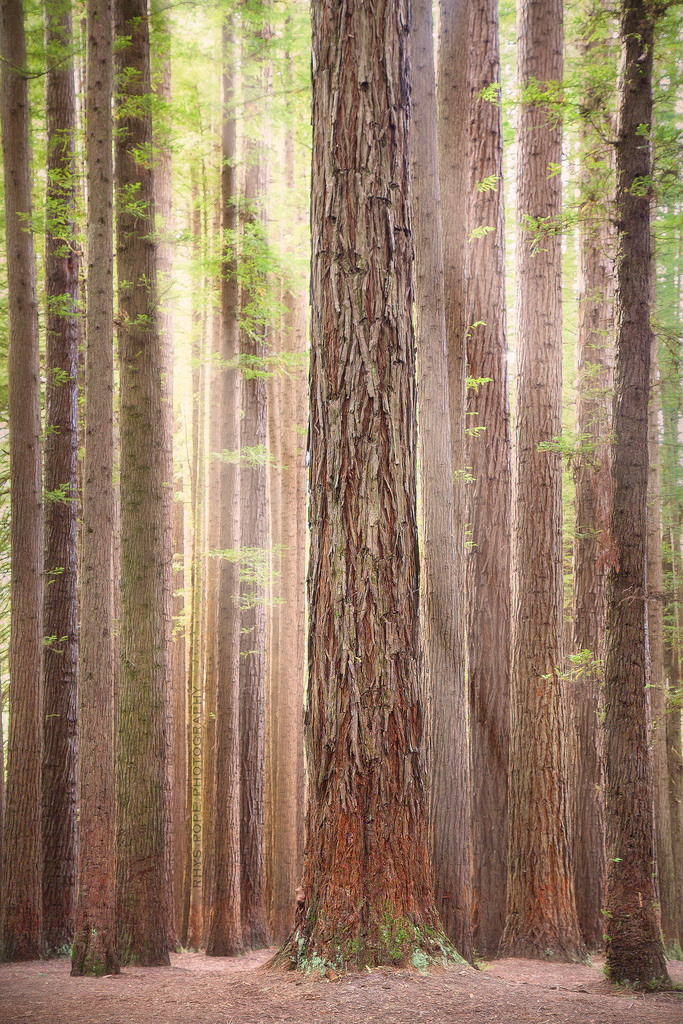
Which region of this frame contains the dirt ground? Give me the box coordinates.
[1,948,681,1024]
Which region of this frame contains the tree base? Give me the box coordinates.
[270,904,467,976]
[71,928,120,977]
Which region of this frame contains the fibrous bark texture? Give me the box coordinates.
[206,17,243,957]
[71,0,119,978]
[602,0,669,988]
[114,0,169,967]
[41,0,79,955]
[570,19,613,952]
[0,0,44,963]
[465,0,511,959]
[501,0,585,961]
[412,0,472,963]
[277,0,444,971]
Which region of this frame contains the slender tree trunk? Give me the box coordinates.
[266,39,306,944]
[41,0,79,955]
[150,0,177,952]
[239,21,270,951]
[570,18,614,951]
[649,333,678,949]
[0,0,44,963]
[276,0,446,970]
[172,485,187,942]
[71,0,119,978]
[465,0,512,958]
[668,514,683,945]
[602,0,669,988]
[206,15,243,956]
[501,0,585,961]
[412,0,472,963]
[114,0,169,966]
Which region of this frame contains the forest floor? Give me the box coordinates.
[1,947,682,1024]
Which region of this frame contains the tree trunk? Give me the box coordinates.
[668,515,683,946]
[412,0,472,963]
[648,331,678,950]
[602,0,669,988]
[150,0,177,952]
[0,0,44,963]
[238,20,270,951]
[276,0,446,971]
[206,15,243,957]
[71,0,119,978]
[570,16,613,952]
[500,0,585,961]
[114,0,169,967]
[266,39,306,945]
[465,0,512,959]
[172,485,187,943]
[41,0,79,955]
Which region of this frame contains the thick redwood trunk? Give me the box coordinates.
[277,0,445,971]
[602,0,669,989]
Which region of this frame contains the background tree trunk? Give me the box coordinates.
[602,0,669,988]
[465,0,512,959]
[206,16,243,957]
[0,0,44,963]
[41,0,79,955]
[412,0,472,963]
[114,0,170,966]
[71,0,119,978]
[501,0,585,961]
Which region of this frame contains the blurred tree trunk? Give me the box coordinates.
[206,14,243,956]
[413,0,472,963]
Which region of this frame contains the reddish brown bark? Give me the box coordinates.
[114,0,169,966]
[602,0,669,989]
[276,0,444,970]
[501,0,585,961]
[570,22,614,952]
[465,0,511,958]
[71,0,119,977]
[0,0,44,963]
[41,0,79,955]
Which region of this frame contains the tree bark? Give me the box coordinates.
[412,0,472,963]
[276,0,445,970]
[41,0,79,955]
[602,0,669,988]
[465,0,512,958]
[0,0,44,963]
[239,19,270,951]
[570,15,613,952]
[501,0,585,961]
[114,0,169,966]
[206,15,243,957]
[71,0,119,978]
